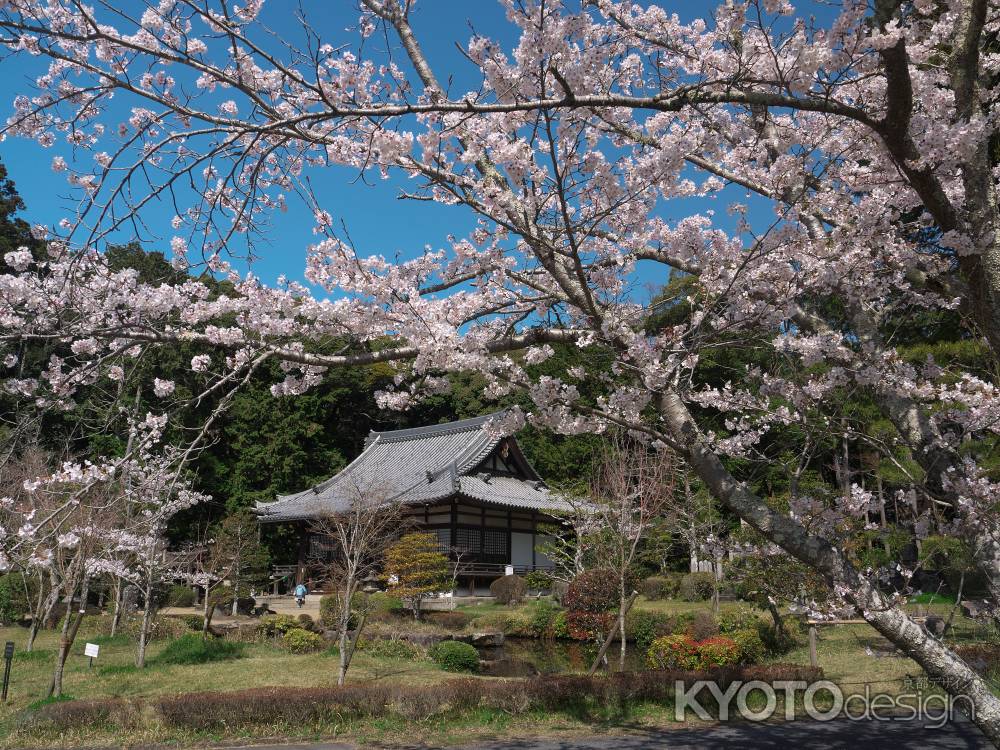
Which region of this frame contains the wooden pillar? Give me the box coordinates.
[808,626,818,667]
[531,511,537,570]
[450,499,457,551]
[295,523,309,586]
[506,509,512,567]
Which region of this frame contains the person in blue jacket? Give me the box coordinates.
[294,582,308,608]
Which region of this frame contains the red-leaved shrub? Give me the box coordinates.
[563,568,620,640]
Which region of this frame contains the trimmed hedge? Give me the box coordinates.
[27,665,825,732]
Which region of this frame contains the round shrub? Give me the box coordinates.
[524,570,553,591]
[564,569,620,640]
[319,592,364,629]
[297,613,317,632]
[319,594,340,628]
[282,628,325,654]
[429,640,480,673]
[550,580,569,605]
[678,572,715,602]
[731,628,765,664]
[490,574,528,606]
[177,614,205,632]
[165,584,196,608]
[758,617,802,655]
[646,634,698,670]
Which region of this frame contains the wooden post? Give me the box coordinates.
[808,626,818,668]
[588,591,639,676]
[295,525,309,586]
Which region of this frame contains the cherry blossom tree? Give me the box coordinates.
[1,0,1000,739]
[0,417,203,690]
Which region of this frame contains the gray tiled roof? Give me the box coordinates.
[255,412,575,522]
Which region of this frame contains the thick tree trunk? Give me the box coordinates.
[659,391,1000,744]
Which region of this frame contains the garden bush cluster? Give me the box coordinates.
[524,570,553,591]
[646,631,761,670]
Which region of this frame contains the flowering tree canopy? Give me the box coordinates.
[1,0,999,739]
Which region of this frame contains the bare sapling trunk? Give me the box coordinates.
[27,577,60,652]
[590,591,639,677]
[136,570,155,667]
[50,575,89,698]
[618,586,627,671]
[336,579,355,686]
[201,584,214,637]
[943,571,966,638]
[231,575,239,617]
[109,576,124,637]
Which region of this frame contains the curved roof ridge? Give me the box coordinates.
[366,411,505,444]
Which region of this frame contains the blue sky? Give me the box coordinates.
[0,0,839,297]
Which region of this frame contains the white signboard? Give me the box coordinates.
[84,643,99,659]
